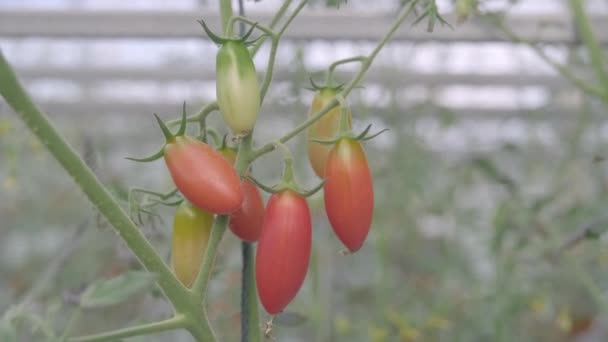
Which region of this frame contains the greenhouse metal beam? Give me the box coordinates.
[31,100,573,120]
[14,66,570,88]
[0,10,607,43]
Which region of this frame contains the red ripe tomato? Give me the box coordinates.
[255,191,311,314]
[164,136,243,214]
[229,180,265,242]
[324,138,374,252]
[218,148,265,242]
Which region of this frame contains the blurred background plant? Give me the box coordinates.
[3,0,608,341]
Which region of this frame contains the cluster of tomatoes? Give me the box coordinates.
[134,23,375,316]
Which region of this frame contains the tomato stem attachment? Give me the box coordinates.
[246,175,277,194]
[249,141,325,197]
[198,19,226,45]
[127,104,194,163]
[306,77,344,92]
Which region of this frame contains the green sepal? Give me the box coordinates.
[359,128,389,141]
[241,22,258,41]
[309,138,336,146]
[309,124,389,145]
[197,19,226,45]
[297,179,326,197]
[125,148,165,163]
[244,33,269,47]
[306,77,345,92]
[154,113,174,142]
[246,175,278,194]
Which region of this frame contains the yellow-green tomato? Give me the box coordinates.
[216,40,261,135]
[171,201,214,288]
[307,87,352,178]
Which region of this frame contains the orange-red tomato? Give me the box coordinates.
[164,136,243,214]
[171,201,214,288]
[307,87,352,178]
[229,180,265,242]
[255,191,311,314]
[324,138,373,252]
[218,148,265,242]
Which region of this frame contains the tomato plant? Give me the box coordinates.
[255,190,312,314]
[324,137,374,252]
[171,201,214,288]
[0,0,442,340]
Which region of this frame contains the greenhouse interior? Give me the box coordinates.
[2,0,608,341]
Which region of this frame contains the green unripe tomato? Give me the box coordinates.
[171,201,214,288]
[216,40,261,135]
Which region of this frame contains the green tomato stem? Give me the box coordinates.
[485,13,606,101]
[259,0,307,103]
[167,101,218,128]
[325,55,368,85]
[241,242,262,342]
[220,0,234,36]
[230,17,276,37]
[251,1,418,161]
[250,0,293,56]
[569,0,608,102]
[69,315,187,342]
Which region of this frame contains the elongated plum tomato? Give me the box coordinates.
[219,148,265,242]
[324,138,373,252]
[216,40,261,134]
[171,201,214,288]
[307,87,352,178]
[164,136,243,214]
[256,191,311,314]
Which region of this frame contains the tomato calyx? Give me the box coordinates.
[249,142,325,198]
[309,96,388,146]
[126,103,190,163]
[306,77,344,93]
[197,19,263,46]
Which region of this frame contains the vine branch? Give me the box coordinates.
[250,0,419,161]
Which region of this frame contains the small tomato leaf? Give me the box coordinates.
[80,271,157,309]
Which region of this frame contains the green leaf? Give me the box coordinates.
[471,157,516,192]
[80,271,157,309]
[0,318,17,342]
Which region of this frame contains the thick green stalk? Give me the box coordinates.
[0,52,206,320]
[241,242,262,342]
[569,0,608,102]
[220,0,234,35]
